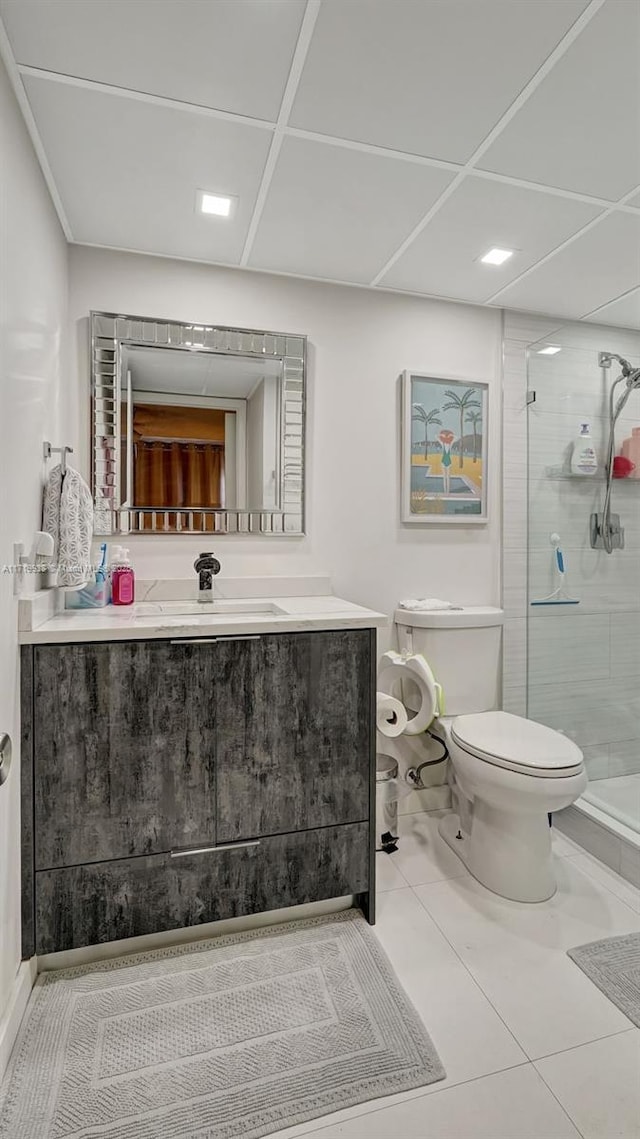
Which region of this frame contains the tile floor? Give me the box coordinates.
[273,810,640,1139]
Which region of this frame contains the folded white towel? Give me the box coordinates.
[398,598,457,611]
[43,464,94,589]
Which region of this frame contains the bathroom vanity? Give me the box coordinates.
[18,315,385,956]
[20,592,384,956]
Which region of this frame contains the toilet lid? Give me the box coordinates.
[452,711,584,777]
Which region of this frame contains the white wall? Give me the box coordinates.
[69,247,503,627]
[0,52,68,1023]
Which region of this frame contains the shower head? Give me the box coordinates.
[599,350,636,377]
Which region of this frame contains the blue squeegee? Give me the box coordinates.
[530,533,580,606]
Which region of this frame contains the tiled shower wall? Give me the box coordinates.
[502,311,640,784]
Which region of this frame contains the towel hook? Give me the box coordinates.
[43,441,73,475]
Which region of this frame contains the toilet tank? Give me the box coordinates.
[394,606,504,716]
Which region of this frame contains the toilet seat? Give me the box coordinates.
[377,650,441,736]
[451,711,584,779]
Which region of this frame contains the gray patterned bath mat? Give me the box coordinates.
[0,909,444,1138]
[568,931,640,1027]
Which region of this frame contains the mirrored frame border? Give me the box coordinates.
[91,311,306,536]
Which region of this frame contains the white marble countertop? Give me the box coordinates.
[19,593,387,645]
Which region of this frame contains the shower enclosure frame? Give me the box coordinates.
[501,310,640,890]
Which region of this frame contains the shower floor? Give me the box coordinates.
[583,774,640,834]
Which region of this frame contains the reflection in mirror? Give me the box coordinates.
[119,346,282,523]
[91,313,305,536]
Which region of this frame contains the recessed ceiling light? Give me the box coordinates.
[480,247,514,266]
[537,345,562,355]
[197,190,236,218]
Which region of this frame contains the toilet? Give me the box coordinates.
[388,605,587,903]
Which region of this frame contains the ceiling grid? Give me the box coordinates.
[0,0,637,327]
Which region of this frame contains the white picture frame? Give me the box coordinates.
[401,371,489,524]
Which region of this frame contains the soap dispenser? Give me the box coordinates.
[570,423,597,475]
[111,546,135,606]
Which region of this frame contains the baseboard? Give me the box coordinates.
[0,958,37,1082]
[555,804,640,888]
[37,896,354,972]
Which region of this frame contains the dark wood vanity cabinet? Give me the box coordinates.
[214,631,371,841]
[31,640,219,869]
[21,629,375,955]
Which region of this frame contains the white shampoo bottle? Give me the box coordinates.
[570,423,598,475]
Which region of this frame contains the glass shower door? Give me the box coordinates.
[526,339,640,835]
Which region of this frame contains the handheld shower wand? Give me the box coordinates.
[591,353,640,552]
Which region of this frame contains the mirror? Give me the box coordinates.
[120,347,282,515]
[91,313,306,535]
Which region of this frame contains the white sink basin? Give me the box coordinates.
[127,599,287,618]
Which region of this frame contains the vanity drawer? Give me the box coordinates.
[34,822,370,954]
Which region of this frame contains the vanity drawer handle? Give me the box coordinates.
[0,733,12,788]
[170,840,261,858]
[170,635,261,645]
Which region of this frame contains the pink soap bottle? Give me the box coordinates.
[621,427,640,478]
[111,546,135,606]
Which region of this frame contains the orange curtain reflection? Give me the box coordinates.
[134,441,224,509]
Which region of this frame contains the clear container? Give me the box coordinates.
[64,580,110,609]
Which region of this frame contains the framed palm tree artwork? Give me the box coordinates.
[401,372,488,523]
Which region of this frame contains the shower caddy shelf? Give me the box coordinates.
[543,466,640,483]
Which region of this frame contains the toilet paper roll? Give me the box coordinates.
[376,691,408,738]
[378,651,439,736]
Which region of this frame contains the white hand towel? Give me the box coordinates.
[43,464,94,589]
[398,598,457,611]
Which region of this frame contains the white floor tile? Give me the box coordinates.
[392,811,470,886]
[536,1030,640,1139]
[269,888,526,1139]
[375,851,407,893]
[413,857,640,1059]
[372,889,526,1087]
[569,852,640,914]
[276,1065,580,1138]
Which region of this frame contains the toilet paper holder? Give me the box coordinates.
[377,650,442,737]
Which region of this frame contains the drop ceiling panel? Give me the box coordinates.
[248,136,454,283]
[0,0,305,120]
[496,213,640,320]
[21,75,272,262]
[583,288,640,331]
[124,347,281,398]
[2,0,638,329]
[381,177,602,301]
[289,0,589,163]
[479,0,640,201]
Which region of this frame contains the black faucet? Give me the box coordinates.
[194,552,221,602]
